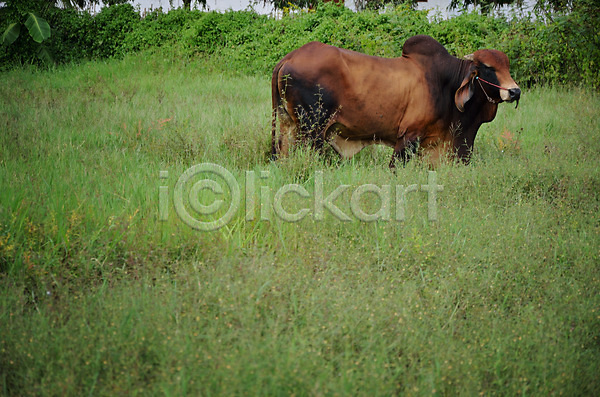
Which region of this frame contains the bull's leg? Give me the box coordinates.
[314,114,341,152]
[419,139,454,168]
[389,138,408,169]
[389,136,419,168]
[274,110,298,158]
[455,136,475,164]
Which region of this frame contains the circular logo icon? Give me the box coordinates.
[173,163,240,231]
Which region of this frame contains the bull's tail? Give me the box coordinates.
[270,60,284,160]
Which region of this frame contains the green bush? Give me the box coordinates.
[180,4,507,75]
[0,1,138,67]
[92,3,140,59]
[47,7,95,63]
[121,8,204,52]
[498,4,600,88]
[432,10,509,56]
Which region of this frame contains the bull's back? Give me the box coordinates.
[278,42,409,100]
[276,42,432,142]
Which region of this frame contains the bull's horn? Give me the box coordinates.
[463,53,474,61]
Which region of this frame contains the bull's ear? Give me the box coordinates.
[463,53,474,61]
[455,70,476,112]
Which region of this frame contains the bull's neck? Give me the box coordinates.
[451,58,473,88]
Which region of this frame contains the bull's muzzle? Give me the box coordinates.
[508,88,521,102]
[501,86,520,102]
[501,86,521,108]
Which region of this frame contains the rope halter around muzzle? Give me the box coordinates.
[476,76,519,109]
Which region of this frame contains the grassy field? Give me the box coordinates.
[1,52,599,395]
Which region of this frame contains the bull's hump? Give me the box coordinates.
[402,35,449,58]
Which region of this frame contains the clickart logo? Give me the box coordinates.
[159,163,443,231]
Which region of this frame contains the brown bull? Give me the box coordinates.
[271,35,520,166]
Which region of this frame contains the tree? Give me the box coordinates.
[0,0,131,65]
[262,0,314,9]
[2,13,51,45]
[449,0,525,14]
[176,0,207,11]
[355,0,419,11]
[261,0,348,10]
[1,0,55,64]
[449,0,583,14]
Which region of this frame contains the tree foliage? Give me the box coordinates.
[449,0,586,14]
[23,13,52,43]
[0,1,53,64]
[262,0,320,9]
[356,0,419,11]
[449,0,524,13]
[178,0,207,11]
[261,0,416,11]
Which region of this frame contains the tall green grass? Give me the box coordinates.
[1,52,599,395]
